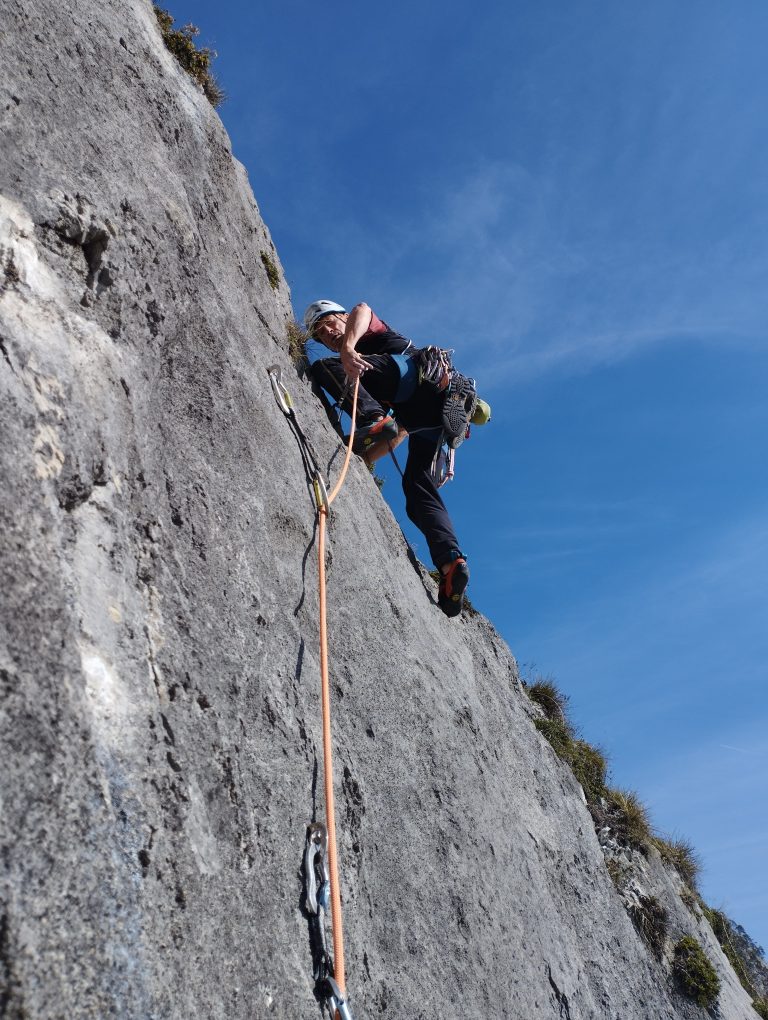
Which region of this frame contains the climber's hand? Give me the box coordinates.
[341,346,368,381]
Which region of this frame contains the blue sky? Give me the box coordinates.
[162,1,768,948]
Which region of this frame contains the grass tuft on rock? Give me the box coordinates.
[533,716,573,756]
[527,678,569,722]
[701,906,762,1002]
[602,788,652,850]
[604,858,626,891]
[525,675,767,986]
[368,462,385,490]
[286,320,310,367]
[679,886,699,915]
[652,835,701,890]
[154,6,224,107]
[527,679,608,804]
[533,717,608,804]
[753,998,768,1019]
[628,893,668,960]
[570,739,609,804]
[261,250,280,290]
[672,935,720,1007]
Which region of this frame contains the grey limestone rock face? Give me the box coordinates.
[0,2,761,1018]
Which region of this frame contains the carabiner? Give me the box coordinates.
[267,364,293,415]
[325,977,355,1020]
[304,823,330,915]
[313,472,330,516]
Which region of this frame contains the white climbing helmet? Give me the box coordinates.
[303,300,346,334]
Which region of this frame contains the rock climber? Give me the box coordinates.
[304,299,489,618]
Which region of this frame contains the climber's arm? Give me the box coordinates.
[340,303,373,380]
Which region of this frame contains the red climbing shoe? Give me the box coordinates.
[350,415,399,456]
[438,558,470,618]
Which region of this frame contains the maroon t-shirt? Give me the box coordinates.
[356,310,413,357]
[366,311,388,334]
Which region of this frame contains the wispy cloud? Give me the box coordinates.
[288,146,767,387]
[337,158,768,387]
[519,512,768,729]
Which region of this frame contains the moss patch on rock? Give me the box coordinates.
[260,250,280,290]
[673,936,720,1007]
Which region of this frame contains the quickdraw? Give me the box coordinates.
[304,824,354,1020]
[416,344,453,391]
[267,365,329,514]
[268,365,358,1020]
[431,443,456,488]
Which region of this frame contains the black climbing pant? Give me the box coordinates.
[311,354,462,569]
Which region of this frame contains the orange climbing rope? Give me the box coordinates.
[317,377,359,1002]
[266,364,360,1017]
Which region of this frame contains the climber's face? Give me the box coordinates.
[313,313,347,351]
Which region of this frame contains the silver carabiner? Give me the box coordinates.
[326,978,354,1020]
[304,823,330,915]
[267,364,292,415]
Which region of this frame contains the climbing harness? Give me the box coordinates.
[268,365,359,1020]
[379,346,478,488]
[315,346,479,489]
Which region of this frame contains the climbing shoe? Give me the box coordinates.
[442,372,478,450]
[438,558,470,618]
[350,415,399,456]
